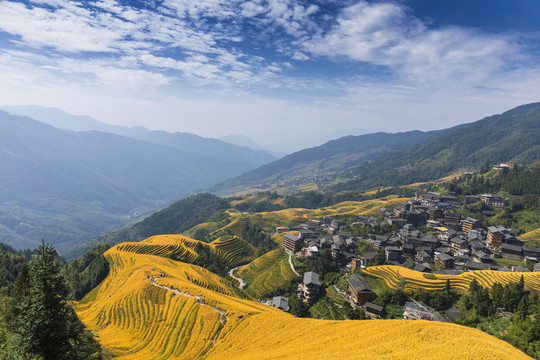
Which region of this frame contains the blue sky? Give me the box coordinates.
[0,0,539,146]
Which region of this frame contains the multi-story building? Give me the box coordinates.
[298,272,321,304]
[283,233,303,253]
[462,217,483,234]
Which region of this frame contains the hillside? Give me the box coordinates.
[211,129,450,196]
[330,103,540,193]
[0,112,253,252]
[76,237,532,359]
[363,265,540,292]
[67,193,231,259]
[0,105,276,167]
[73,192,407,260]
[235,248,298,299]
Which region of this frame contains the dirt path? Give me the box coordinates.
[149,277,227,323]
[289,254,300,277]
[228,265,247,289]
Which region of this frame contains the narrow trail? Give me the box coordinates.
[289,254,300,277]
[149,277,227,324]
[228,265,247,289]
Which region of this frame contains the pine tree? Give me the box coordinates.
[16,241,101,360]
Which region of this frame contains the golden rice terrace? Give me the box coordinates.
[76,236,532,360]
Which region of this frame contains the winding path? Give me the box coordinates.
[288,254,300,277]
[228,265,248,289]
[149,277,227,323]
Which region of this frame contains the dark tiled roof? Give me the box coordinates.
[349,274,373,293]
[303,271,321,286]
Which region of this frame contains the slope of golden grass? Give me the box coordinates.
[77,240,531,360]
[205,314,530,360]
[520,228,540,242]
[77,247,273,359]
[114,234,257,269]
[236,248,298,298]
[220,196,408,237]
[270,195,407,218]
[363,265,540,292]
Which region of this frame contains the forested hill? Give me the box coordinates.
[66,193,230,260]
[211,128,451,195]
[329,102,540,193]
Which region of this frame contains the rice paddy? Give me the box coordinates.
[363,265,540,292]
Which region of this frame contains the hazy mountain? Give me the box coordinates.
[211,128,450,195]
[258,128,381,154]
[329,102,540,192]
[218,134,286,158]
[0,105,277,167]
[0,111,256,252]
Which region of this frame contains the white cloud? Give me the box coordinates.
[292,51,309,61]
[303,1,520,84]
[0,0,538,144]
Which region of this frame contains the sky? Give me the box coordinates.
[1,0,540,146]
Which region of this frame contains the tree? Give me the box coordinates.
[288,294,310,317]
[16,241,101,360]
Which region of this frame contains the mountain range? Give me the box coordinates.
[328,102,540,193]
[0,111,273,252]
[211,128,452,195]
[0,105,277,168]
[212,102,540,196]
[2,102,539,253]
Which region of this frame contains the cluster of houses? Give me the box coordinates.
[381,191,509,230]
[270,190,535,317]
[280,218,366,266]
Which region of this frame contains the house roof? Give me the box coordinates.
[365,302,383,312]
[349,274,373,293]
[523,246,540,254]
[303,271,321,286]
[436,253,453,262]
[501,243,523,253]
[445,306,464,321]
[272,296,289,311]
[359,251,378,260]
[413,263,430,272]
[466,260,490,271]
[283,233,300,242]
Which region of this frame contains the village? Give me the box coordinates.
[269,189,540,321]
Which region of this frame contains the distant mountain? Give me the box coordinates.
[211,129,450,195]
[329,102,540,192]
[258,128,380,154]
[0,111,257,252]
[218,134,286,158]
[0,105,276,167]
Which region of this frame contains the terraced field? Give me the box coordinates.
[114,234,257,269]
[236,248,298,298]
[77,239,532,359]
[363,265,540,292]
[520,227,540,247]
[208,196,408,237]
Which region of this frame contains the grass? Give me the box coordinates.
[236,248,298,299]
[495,257,527,269]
